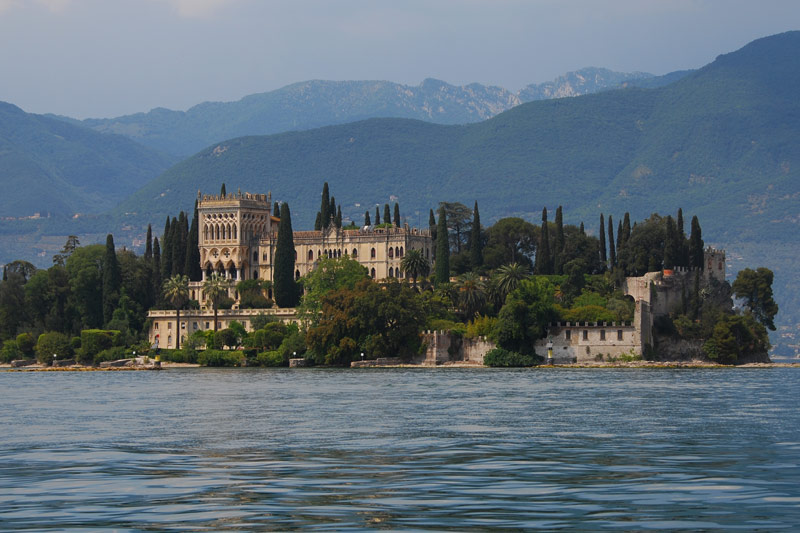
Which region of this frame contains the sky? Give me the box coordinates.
[0,0,798,118]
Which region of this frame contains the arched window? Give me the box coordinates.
[371,248,376,259]
[204,225,209,241]
[215,224,220,240]
[400,246,404,257]
[294,250,298,261]
[389,248,394,259]
[253,251,258,262]
[352,248,358,257]
[295,269,301,280]
[389,267,394,277]
[370,268,376,279]
[308,250,314,261]
[232,223,237,240]
[395,246,400,258]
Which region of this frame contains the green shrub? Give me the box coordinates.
[94,346,127,365]
[35,332,73,364]
[256,350,285,367]
[427,318,467,335]
[484,347,541,367]
[16,333,35,356]
[78,330,122,364]
[198,349,243,367]
[466,315,497,339]
[0,340,22,363]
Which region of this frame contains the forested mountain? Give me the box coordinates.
[0,102,176,217]
[61,68,661,157]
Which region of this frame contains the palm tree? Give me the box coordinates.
[162,274,189,349]
[494,262,529,303]
[400,249,430,290]
[202,273,231,331]
[455,272,486,319]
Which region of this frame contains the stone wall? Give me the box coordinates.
[535,322,639,363]
[420,331,495,365]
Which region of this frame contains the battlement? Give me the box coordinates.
[198,190,271,210]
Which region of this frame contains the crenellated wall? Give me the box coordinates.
[420,331,496,365]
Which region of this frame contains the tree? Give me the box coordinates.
[162,274,189,349]
[185,201,202,281]
[298,256,369,322]
[152,237,162,305]
[469,201,483,270]
[274,202,299,307]
[102,234,122,325]
[202,273,230,332]
[435,207,450,286]
[220,183,226,196]
[400,249,430,290]
[428,209,437,242]
[599,214,607,266]
[494,262,529,303]
[273,201,280,217]
[607,215,616,268]
[329,196,337,227]
[493,277,557,354]
[663,215,679,269]
[455,272,486,319]
[554,206,564,274]
[35,331,73,365]
[335,205,342,228]
[393,203,401,227]
[482,217,537,270]
[53,235,80,267]
[535,207,552,275]
[161,217,172,281]
[375,206,381,225]
[689,215,704,270]
[383,204,391,226]
[364,210,371,226]
[732,267,779,330]
[438,201,472,253]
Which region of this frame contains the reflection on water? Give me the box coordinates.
[2,368,799,530]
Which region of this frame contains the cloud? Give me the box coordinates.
[149,0,238,18]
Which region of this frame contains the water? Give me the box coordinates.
[2,368,799,530]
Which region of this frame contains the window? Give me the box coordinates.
[582,330,588,340]
[600,330,605,340]
[371,268,376,279]
[389,267,394,277]
[352,248,358,257]
[308,250,314,261]
[618,330,623,341]
[205,322,210,329]
[193,322,198,330]
[389,248,394,258]
[168,322,172,330]
[181,322,186,330]
[371,248,376,258]
[155,323,159,330]
[565,330,570,340]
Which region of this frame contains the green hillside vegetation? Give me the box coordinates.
[0,102,176,217]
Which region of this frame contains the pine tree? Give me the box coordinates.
[375,207,381,225]
[469,201,483,270]
[689,216,704,270]
[274,202,298,307]
[536,207,552,275]
[435,207,450,286]
[607,215,616,268]
[102,234,121,325]
[320,182,330,229]
[383,204,391,226]
[554,206,564,274]
[364,210,371,226]
[599,214,607,266]
[393,203,401,227]
[152,237,162,304]
[185,201,201,281]
[220,183,226,197]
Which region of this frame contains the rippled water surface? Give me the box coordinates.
[2,368,800,530]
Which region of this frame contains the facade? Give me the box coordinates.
[149,189,433,349]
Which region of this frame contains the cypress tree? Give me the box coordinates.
[274,202,298,307]
[393,203,400,227]
[435,207,450,286]
[320,182,330,228]
[469,201,483,270]
[383,204,391,226]
[536,207,552,275]
[314,212,322,231]
[152,237,162,303]
[102,234,121,324]
[329,196,336,227]
[429,209,437,241]
[364,210,371,226]
[616,219,622,252]
[607,215,616,268]
[677,208,689,267]
[273,201,280,217]
[185,201,201,281]
[220,183,226,197]
[375,207,381,225]
[335,205,342,228]
[664,215,678,269]
[579,221,585,234]
[554,206,564,274]
[621,213,631,249]
[161,217,172,282]
[599,214,607,265]
[171,215,186,276]
[689,216,704,270]
[145,224,153,262]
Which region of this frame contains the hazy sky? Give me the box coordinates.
[1,0,797,118]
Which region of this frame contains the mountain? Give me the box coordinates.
[61,69,660,157]
[114,31,800,353]
[0,102,176,217]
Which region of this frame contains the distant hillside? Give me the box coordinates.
[113,31,800,353]
[0,102,176,217]
[63,69,661,157]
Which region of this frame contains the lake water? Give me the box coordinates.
[2,367,799,530]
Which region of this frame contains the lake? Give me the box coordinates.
[2,367,799,530]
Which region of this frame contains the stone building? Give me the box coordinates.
[149,189,433,349]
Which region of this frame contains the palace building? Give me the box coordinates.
[150,189,434,349]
